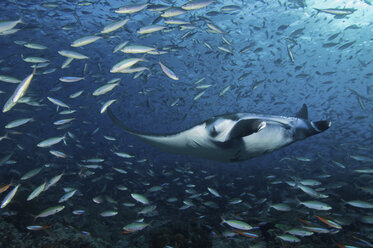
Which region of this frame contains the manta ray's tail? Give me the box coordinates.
[107,108,140,136]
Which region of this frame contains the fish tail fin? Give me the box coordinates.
[266,202,272,215]
[220,216,225,225]
[295,197,301,206]
[3,132,10,140]
[141,54,148,62]
[30,214,38,222]
[18,15,26,25]
[62,134,68,146]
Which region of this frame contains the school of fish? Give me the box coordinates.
[0,0,373,247]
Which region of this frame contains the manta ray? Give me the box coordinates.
[107,104,331,162]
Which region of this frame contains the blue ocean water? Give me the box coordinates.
[0,0,372,247]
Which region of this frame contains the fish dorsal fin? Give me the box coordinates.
[296,104,308,120]
[227,119,266,141]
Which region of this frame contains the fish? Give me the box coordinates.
[350,155,373,162]
[21,55,49,63]
[58,50,89,59]
[92,83,120,96]
[110,56,147,73]
[0,28,20,35]
[26,225,51,231]
[286,228,313,237]
[233,230,259,238]
[118,67,149,73]
[276,234,300,243]
[138,205,157,215]
[24,43,47,50]
[164,19,190,25]
[53,118,75,126]
[61,57,74,69]
[115,3,148,14]
[314,8,356,16]
[59,110,76,115]
[71,36,101,47]
[345,200,373,209]
[315,215,342,229]
[161,7,186,18]
[206,23,224,33]
[0,184,20,208]
[300,179,321,186]
[182,0,215,10]
[122,222,150,233]
[193,90,206,101]
[287,45,294,63]
[5,118,34,129]
[0,183,11,193]
[221,5,241,11]
[101,19,130,34]
[207,187,222,197]
[35,205,65,219]
[50,150,68,158]
[0,18,22,33]
[121,45,155,54]
[137,24,166,34]
[131,193,149,205]
[3,68,36,113]
[219,85,231,96]
[338,41,355,50]
[21,168,43,181]
[299,200,332,211]
[113,41,129,53]
[37,135,66,148]
[269,203,291,211]
[114,152,134,158]
[0,152,13,166]
[69,90,83,99]
[0,75,21,84]
[217,46,232,54]
[159,60,179,80]
[100,99,117,114]
[27,182,46,201]
[113,167,127,174]
[106,104,330,162]
[100,210,118,217]
[72,210,85,215]
[47,97,69,108]
[59,77,85,83]
[44,172,64,191]
[221,217,252,230]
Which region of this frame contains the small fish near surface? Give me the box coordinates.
[314,8,357,17]
[107,104,330,162]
